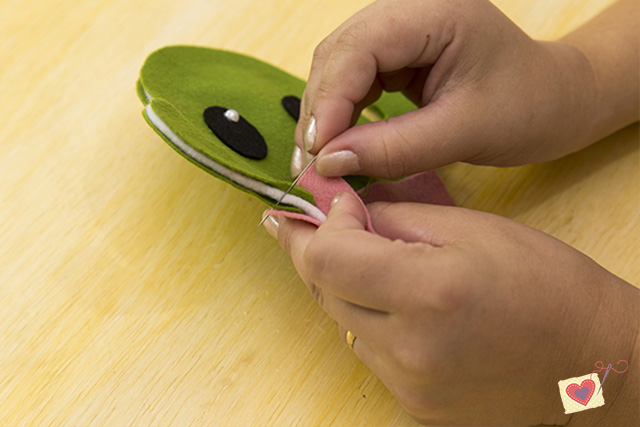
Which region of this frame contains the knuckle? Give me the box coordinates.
[377,129,396,178]
[276,223,292,254]
[389,127,412,177]
[314,81,333,101]
[427,258,476,314]
[389,342,436,380]
[335,20,369,51]
[312,36,333,62]
[307,281,324,307]
[431,282,469,314]
[377,120,410,178]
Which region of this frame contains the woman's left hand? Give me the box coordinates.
[262,192,639,426]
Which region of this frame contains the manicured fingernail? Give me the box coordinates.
[331,193,342,207]
[316,150,360,176]
[304,115,316,153]
[291,146,303,178]
[304,149,315,165]
[261,210,279,238]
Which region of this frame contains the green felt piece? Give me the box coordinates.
[136,79,149,104]
[138,46,414,210]
[139,46,314,204]
[140,101,302,210]
[373,90,417,119]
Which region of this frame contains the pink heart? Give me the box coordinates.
[566,379,595,406]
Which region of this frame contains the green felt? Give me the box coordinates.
[139,46,314,205]
[140,102,301,210]
[138,46,416,210]
[136,79,149,104]
[374,90,417,119]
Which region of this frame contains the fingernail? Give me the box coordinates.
[261,210,279,238]
[291,146,303,178]
[304,149,315,166]
[304,115,316,153]
[331,193,342,207]
[316,150,360,176]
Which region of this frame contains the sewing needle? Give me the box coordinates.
[596,363,612,395]
[258,155,317,227]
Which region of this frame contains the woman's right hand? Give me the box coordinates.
[292,0,637,179]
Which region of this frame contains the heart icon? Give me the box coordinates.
[566,379,595,406]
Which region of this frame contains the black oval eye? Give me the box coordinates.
[281,95,301,121]
[203,106,267,160]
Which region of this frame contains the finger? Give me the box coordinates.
[293,27,352,177]
[268,213,393,340]
[320,190,369,233]
[268,215,336,309]
[294,33,338,161]
[400,66,431,107]
[303,192,440,312]
[318,291,389,350]
[367,202,471,246]
[335,323,419,419]
[267,212,393,341]
[299,3,456,158]
[350,79,384,126]
[315,99,475,178]
[274,194,393,311]
[295,17,373,157]
[268,215,316,258]
[294,14,359,157]
[336,323,385,373]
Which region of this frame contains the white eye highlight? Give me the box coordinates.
[224,109,240,122]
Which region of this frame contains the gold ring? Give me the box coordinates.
[346,330,356,351]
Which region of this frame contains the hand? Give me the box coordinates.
[264,193,640,426]
[292,0,638,179]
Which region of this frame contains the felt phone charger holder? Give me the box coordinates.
[137,46,454,233]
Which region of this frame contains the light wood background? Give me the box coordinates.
[1,0,637,425]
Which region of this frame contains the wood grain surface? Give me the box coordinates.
[1,0,636,425]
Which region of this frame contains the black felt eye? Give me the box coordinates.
[281,95,301,121]
[203,106,267,160]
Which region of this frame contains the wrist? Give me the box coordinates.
[565,276,640,426]
[556,0,640,146]
[595,312,640,426]
[538,41,602,154]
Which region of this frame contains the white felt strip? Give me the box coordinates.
[143,98,326,223]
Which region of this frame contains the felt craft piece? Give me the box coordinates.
[268,165,455,233]
[137,45,454,229]
[361,171,455,206]
[268,163,375,231]
[138,46,317,216]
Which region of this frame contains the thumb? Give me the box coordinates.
[315,103,473,179]
[319,191,369,235]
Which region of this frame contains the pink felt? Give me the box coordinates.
[266,210,323,228]
[269,167,454,234]
[360,170,455,206]
[270,164,376,232]
[298,164,376,232]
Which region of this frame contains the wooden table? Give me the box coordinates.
[1,0,636,425]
